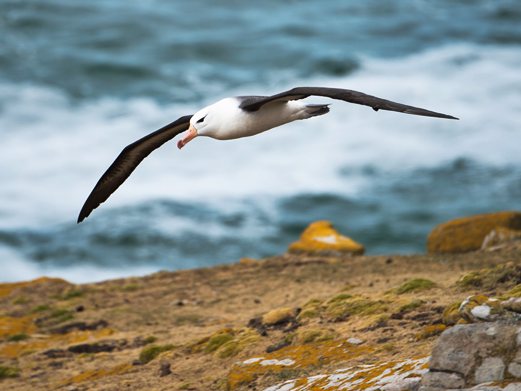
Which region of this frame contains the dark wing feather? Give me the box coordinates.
[77,114,192,223]
[240,87,458,120]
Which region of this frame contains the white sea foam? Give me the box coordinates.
[0,43,520,281]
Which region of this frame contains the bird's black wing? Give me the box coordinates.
[77,115,192,223]
[239,87,458,120]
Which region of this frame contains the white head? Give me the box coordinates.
[177,99,235,149]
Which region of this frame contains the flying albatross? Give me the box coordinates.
[77,86,458,223]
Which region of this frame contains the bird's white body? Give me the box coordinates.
[192,98,320,140]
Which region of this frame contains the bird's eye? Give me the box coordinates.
[196,115,207,124]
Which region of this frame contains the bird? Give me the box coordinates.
[77,86,458,223]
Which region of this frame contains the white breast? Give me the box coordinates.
[209,98,308,140]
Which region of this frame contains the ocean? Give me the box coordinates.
[1,0,520,282]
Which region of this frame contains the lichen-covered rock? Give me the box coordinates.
[288,220,364,256]
[227,339,371,389]
[427,211,521,254]
[503,297,521,313]
[459,295,504,322]
[263,357,428,391]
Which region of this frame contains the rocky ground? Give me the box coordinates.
[1,212,521,390]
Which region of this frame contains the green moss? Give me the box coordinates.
[0,365,19,379]
[399,299,425,313]
[143,336,157,345]
[456,263,521,291]
[296,328,337,344]
[442,301,462,325]
[174,313,204,326]
[325,296,387,321]
[31,304,51,313]
[395,278,436,294]
[505,284,521,298]
[205,332,234,353]
[60,289,84,300]
[12,296,30,305]
[327,293,353,303]
[121,284,140,292]
[139,344,174,364]
[217,340,240,358]
[6,333,29,342]
[49,308,74,323]
[297,299,323,320]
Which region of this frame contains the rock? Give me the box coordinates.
[427,211,521,254]
[482,227,521,249]
[474,357,505,383]
[158,360,171,377]
[459,295,504,322]
[503,297,521,313]
[346,337,364,345]
[424,322,518,387]
[509,362,521,378]
[420,371,465,388]
[504,384,521,391]
[288,220,364,256]
[50,320,108,334]
[68,341,118,354]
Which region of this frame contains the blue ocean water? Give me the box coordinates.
[1,1,520,282]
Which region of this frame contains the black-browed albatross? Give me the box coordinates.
[77,86,458,223]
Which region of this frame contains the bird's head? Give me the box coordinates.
[177,107,214,149]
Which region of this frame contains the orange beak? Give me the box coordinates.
[177,125,198,149]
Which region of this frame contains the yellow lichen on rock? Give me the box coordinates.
[288,221,364,255]
[427,211,521,254]
[459,294,503,322]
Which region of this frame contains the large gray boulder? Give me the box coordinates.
[420,322,521,390]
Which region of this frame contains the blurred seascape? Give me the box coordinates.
[1,0,520,282]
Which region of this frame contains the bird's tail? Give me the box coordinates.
[304,103,330,117]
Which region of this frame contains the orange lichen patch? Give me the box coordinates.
[0,277,69,298]
[416,324,446,340]
[288,221,365,255]
[0,315,36,338]
[427,211,521,254]
[0,328,114,358]
[227,339,372,389]
[64,362,132,385]
[263,357,429,391]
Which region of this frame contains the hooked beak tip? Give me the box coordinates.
[177,125,198,150]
